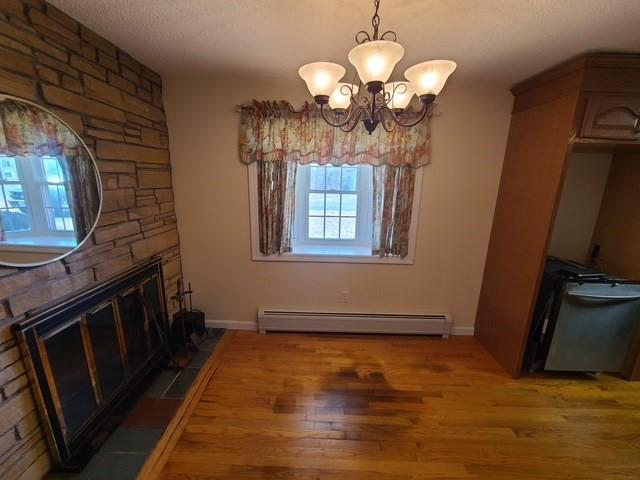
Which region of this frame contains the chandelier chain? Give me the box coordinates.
[355,0,397,44]
[371,0,381,40]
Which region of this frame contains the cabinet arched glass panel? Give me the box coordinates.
[0,95,101,267]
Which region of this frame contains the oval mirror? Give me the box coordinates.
[0,95,101,267]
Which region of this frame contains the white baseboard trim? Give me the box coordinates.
[206,318,475,336]
[451,326,475,336]
[205,319,257,331]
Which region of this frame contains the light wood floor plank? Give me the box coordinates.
[143,331,640,480]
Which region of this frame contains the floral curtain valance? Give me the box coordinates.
[0,99,82,158]
[239,100,432,168]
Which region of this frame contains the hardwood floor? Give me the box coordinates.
[148,331,640,479]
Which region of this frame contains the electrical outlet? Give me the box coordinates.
[340,290,350,303]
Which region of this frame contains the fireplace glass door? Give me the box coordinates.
[85,302,126,402]
[42,320,98,439]
[118,288,149,374]
[143,276,164,352]
[41,282,164,443]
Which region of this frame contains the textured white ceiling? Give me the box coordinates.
[50,0,640,86]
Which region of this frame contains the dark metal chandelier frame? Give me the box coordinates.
[313,0,435,134]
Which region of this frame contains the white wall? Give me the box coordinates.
[548,152,612,263]
[163,76,512,332]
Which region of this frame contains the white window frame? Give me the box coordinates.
[292,164,373,254]
[0,154,76,246]
[0,155,32,233]
[248,162,423,264]
[38,156,75,232]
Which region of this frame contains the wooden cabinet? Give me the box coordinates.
[580,94,640,141]
[475,53,640,380]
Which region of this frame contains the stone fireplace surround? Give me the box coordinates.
[0,1,182,478]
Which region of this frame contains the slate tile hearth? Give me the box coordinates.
[121,397,181,429]
[189,347,215,368]
[144,369,181,398]
[164,367,200,398]
[101,427,163,454]
[46,328,225,480]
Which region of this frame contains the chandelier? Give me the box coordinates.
[298,0,456,134]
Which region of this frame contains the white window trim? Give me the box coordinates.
[247,162,423,265]
[0,154,76,242]
[293,164,373,250]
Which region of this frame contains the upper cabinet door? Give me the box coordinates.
[580,94,640,141]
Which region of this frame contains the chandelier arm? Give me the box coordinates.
[340,84,354,97]
[340,108,364,133]
[319,104,349,128]
[385,102,430,128]
[355,30,372,44]
[343,102,366,126]
[352,93,372,120]
[352,93,369,111]
[340,83,365,112]
[379,30,397,42]
[382,120,396,133]
[320,103,363,128]
[379,109,396,133]
[371,87,390,121]
[369,93,377,122]
[380,82,409,110]
[381,88,391,107]
[349,78,370,111]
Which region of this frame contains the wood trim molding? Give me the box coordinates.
[136,330,234,479]
[512,53,640,96]
[512,53,640,114]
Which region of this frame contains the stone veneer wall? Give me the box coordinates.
[0,1,182,477]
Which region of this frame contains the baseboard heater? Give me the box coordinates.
[258,309,452,337]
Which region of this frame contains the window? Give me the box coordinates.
[0,154,76,246]
[0,156,30,233]
[41,157,74,232]
[248,162,423,263]
[292,164,373,255]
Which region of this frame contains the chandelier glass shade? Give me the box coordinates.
[386,81,415,110]
[298,0,456,134]
[329,83,359,110]
[298,62,346,97]
[404,60,458,96]
[347,40,405,85]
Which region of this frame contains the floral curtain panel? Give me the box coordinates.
[240,100,430,258]
[257,160,297,255]
[239,101,432,168]
[58,153,100,241]
[0,99,97,242]
[372,165,416,257]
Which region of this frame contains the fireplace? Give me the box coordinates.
[13,258,169,469]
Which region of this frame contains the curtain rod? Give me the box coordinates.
[234,102,436,116]
[233,101,316,114]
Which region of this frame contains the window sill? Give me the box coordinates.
[1,235,76,252]
[292,244,372,256]
[252,247,415,264]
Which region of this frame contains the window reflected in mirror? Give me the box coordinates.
[0,95,101,267]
